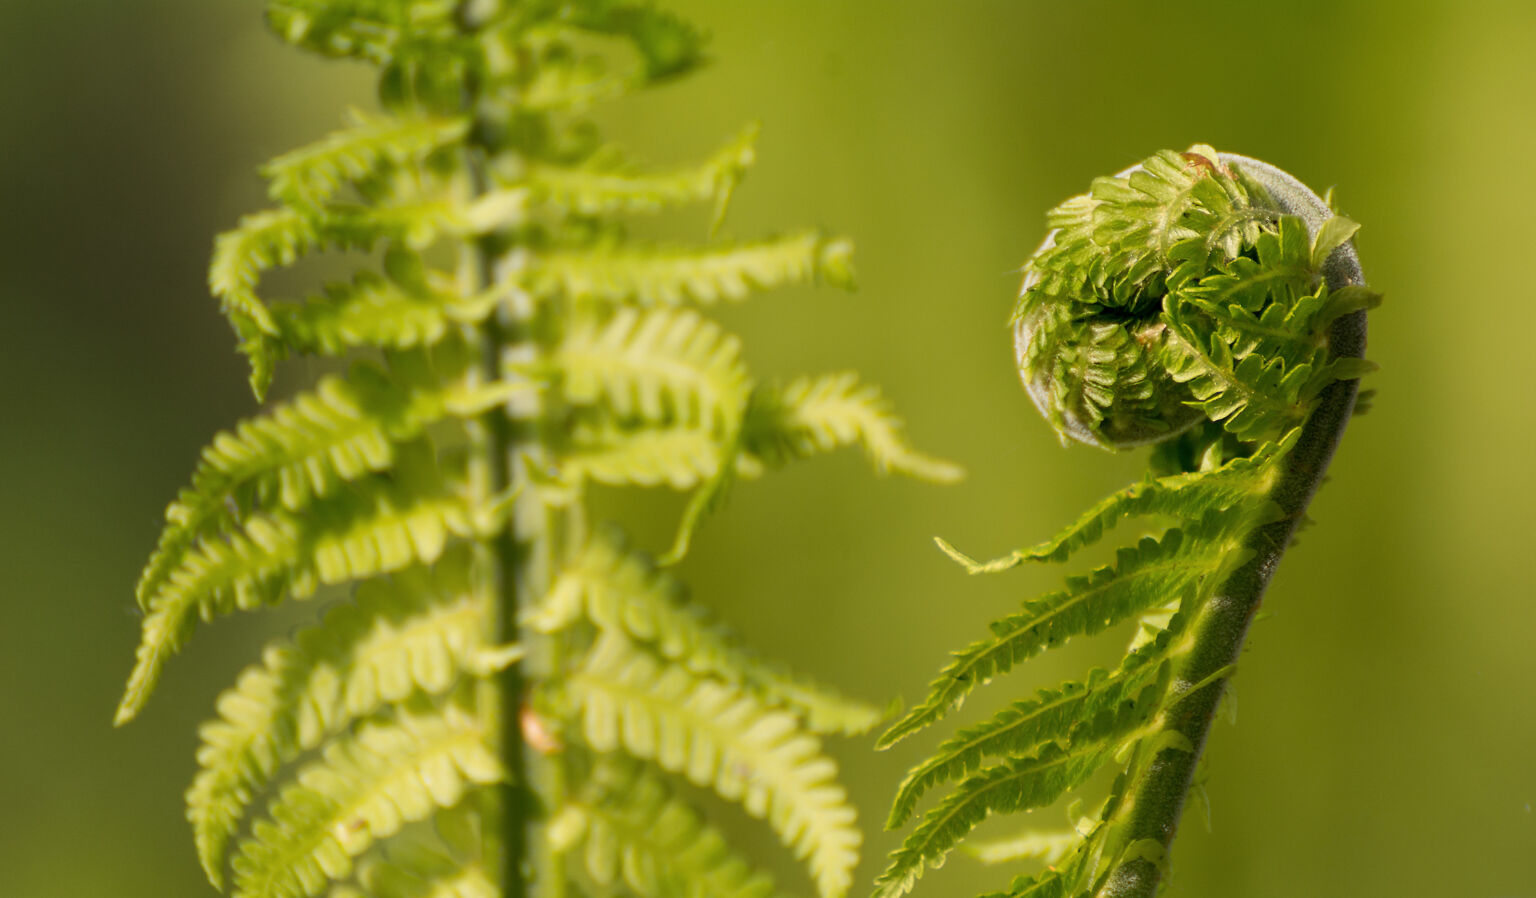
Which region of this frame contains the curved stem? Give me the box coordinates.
[1097,160,1368,897]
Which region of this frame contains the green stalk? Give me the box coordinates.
[1097,159,1368,897]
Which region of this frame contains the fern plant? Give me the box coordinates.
[874,146,1379,898]
[116,4,959,898]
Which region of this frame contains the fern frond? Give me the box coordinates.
[528,126,758,225]
[573,634,861,898]
[265,0,458,63]
[1160,313,1311,441]
[1086,146,1257,290]
[533,530,880,735]
[134,6,954,896]
[566,758,788,898]
[877,510,1254,750]
[187,551,498,886]
[874,684,1161,898]
[271,256,501,356]
[889,145,1373,896]
[557,307,751,434]
[135,356,513,611]
[559,421,729,491]
[264,111,470,208]
[936,433,1292,574]
[118,451,487,725]
[229,700,502,898]
[745,373,963,483]
[885,629,1177,829]
[529,232,854,307]
[210,207,406,396]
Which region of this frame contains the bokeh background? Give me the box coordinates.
[3,1,1533,895]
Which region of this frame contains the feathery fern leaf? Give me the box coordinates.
[529,232,854,308]
[135,354,514,611]
[883,145,1375,897]
[557,307,751,434]
[558,421,728,491]
[264,111,470,209]
[271,257,503,355]
[886,628,1178,830]
[873,695,1157,898]
[562,758,788,898]
[120,449,489,724]
[573,634,861,898]
[127,5,956,898]
[230,700,502,898]
[935,431,1292,574]
[528,125,758,226]
[878,508,1257,750]
[531,529,879,736]
[744,374,963,483]
[187,551,504,886]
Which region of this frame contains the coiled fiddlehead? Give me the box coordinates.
[117,5,959,898]
[875,145,1380,898]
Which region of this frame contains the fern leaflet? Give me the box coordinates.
[121,6,956,898]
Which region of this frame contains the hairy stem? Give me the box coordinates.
[459,184,525,897]
[1097,160,1367,897]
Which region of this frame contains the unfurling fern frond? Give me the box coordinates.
[881,146,1377,898]
[122,5,956,898]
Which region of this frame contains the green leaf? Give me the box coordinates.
[745,374,962,483]
[118,448,490,725]
[885,632,1175,829]
[186,551,498,887]
[572,634,861,898]
[229,701,501,898]
[935,435,1288,573]
[557,306,751,436]
[873,743,1110,898]
[570,758,789,898]
[878,513,1246,749]
[528,232,854,307]
[1309,215,1361,271]
[263,111,470,209]
[533,529,880,735]
[135,354,512,613]
[529,125,758,229]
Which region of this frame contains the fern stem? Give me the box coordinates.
[459,204,525,898]
[1097,161,1367,898]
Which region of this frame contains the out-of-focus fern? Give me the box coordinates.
[118,5,959,898]
[875,146,1378,898]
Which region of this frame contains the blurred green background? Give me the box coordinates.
[3,1,1533,895]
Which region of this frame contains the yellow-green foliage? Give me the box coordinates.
[876,147,1379,898]
[118,4,958,898]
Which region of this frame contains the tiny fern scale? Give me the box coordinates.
[875,146,1379,898]
[118,4,960,898]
